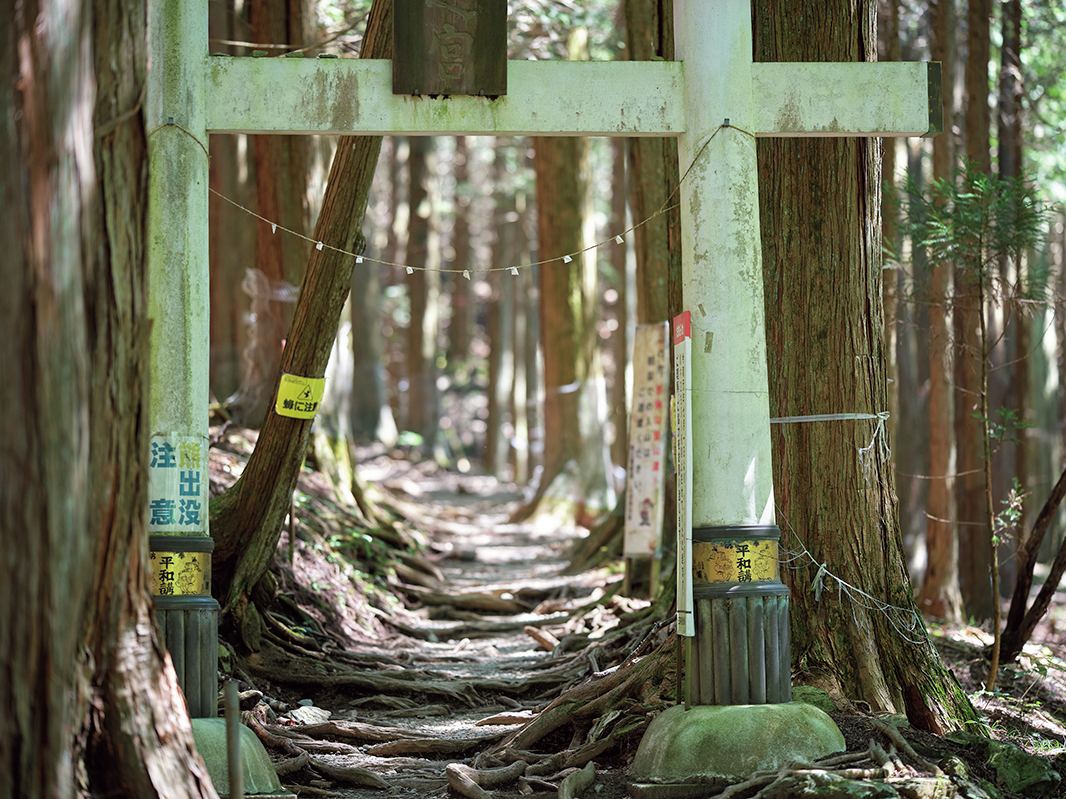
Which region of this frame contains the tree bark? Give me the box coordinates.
[211,0,393,622]
[350,249,391,441]
[404,135,441,449]
[225,0,314,428]
[2,0,216,795]
[533,135,586,486]
[999,0,1027,544]
[878,0,901,457]
[1001,465,1066,661]
[956,0,993,620]
[624,0,681,326]
[208,0,254,402]
[609,136,630,475]
[917,0,965,623]
[447,136,474,363]
[754,0,978,733]
[485,156,516,475]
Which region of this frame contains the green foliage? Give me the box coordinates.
[993,478,1027,548]
[979,407,1034,451]
[1016,1,1066,201]
[900,159,1049,311]
[509,0,622,61]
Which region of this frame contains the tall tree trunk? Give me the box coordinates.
[210,0,393,624]
[349,250,391,442]
[513,251,535,482]
[918,0,965,622]
[225,0,313,427]
[350,137,398,444]
[624,0,681,326]
[2,0,215,795]
[532,135,586,488]
[519,191,540,483]
[998,0,1027,534]
[879,0,902,460]
[623,0,683,556]
[754,0,978,733]
[526,130,617,522]
[447,136,474,363]
[208,0,254,402]
[895,139,932,556]
[485,151,516,475]
[956,0,993,620]
[609,136,630,477]
[404,135,441,450]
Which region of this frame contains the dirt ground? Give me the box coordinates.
[208,430,1066,799]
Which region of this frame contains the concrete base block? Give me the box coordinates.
[191,718,295,798]
[628,703,845,787]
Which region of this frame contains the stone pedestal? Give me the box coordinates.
[628,703,845,792]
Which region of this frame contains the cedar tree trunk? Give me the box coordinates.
[754,0,979,733]
[1,0,216,795]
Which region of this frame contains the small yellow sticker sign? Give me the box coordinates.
[275,373,326,419]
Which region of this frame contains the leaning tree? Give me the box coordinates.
[209,0,395,637]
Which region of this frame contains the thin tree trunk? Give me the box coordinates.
[225,0,313,427]
[879,0,901,460]
[755,0,979,733]
[609,136,630,478]
[999,0,1027,533]
[918,0,964,622]
[895,139,932,556]
[404,135,441,450]
[1001,465,1066,661]
[2,0,216,794]
[485,194,516,475]
[624,0,680,326]
[350,246,390,441]
[208,0,254,402]
[448,136,474,363]
[211,0,393,623]
[956,0,993,620]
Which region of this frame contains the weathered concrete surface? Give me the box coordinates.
[628,703,845,785]
[191,718,293,797]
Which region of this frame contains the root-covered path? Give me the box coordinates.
[215,438,664,799]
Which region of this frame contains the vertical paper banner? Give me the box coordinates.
[624,322,670,558]
[148,434,209,534]
[673,312,694,637]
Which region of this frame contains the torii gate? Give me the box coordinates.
[145,0,938,728]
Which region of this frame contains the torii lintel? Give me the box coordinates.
[203,57,941,139]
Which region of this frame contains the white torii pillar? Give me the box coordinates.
[146,0,938,725]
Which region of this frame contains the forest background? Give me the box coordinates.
[208,0,1066,631]
[5,0,1066,795]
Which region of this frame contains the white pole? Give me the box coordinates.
[147,0,210,439]
[146,0,217,719]
[674,0,776,528]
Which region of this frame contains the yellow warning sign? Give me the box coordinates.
[275,373,326,419]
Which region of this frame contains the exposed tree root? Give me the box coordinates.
[559,761,596,799]
[446,763,493,799]
[478,635,676,769]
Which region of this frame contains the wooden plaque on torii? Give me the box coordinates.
[393,0,506,97]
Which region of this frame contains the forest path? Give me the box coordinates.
[214,432,1066,799]
[221,438,644,799]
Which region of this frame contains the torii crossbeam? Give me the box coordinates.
[145,0,939,720]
